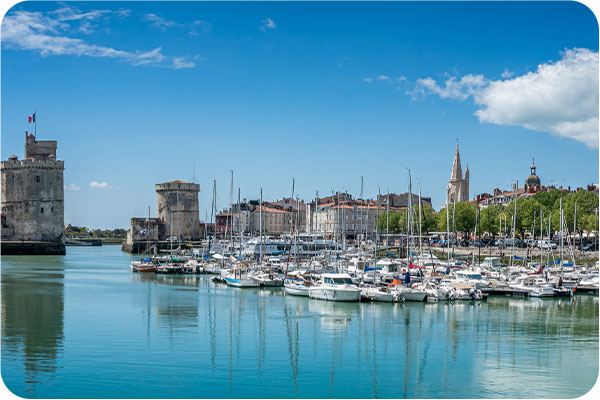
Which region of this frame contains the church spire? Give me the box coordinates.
[450,141,463,180]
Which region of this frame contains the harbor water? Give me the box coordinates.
[1,246,598,398]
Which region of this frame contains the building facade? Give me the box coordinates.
[447,143,469,204]
[1,133,65,255]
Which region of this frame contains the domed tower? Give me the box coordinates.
[525,158,541,190]
[155,180,200,241]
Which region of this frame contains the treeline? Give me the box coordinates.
[65,225,127,239]
[376,189,599,237]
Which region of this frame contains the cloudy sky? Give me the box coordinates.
[1,1,598,228]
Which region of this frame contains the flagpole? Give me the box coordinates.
[34,109,37,137]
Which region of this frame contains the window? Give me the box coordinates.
[36,176,40,183]
[41,207,44,214]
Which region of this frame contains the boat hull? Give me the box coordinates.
[284,284,310,296]
[402,291,427,302]
[309,287,360,302]
[361,288,399,302]
[225,277,259,288]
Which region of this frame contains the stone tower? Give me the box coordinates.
[1,133,65,254]
[447,142,469,204]
[155,180,200,241]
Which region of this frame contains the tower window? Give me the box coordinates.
[41,207,44,214]
[36,176,40,183]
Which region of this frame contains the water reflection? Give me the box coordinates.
[1,247,598,398]
[1,256,65,395]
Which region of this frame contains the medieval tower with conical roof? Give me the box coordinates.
[447,142,469,204]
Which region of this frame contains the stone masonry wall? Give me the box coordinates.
[1,159,65,242]
[155,182,201,240]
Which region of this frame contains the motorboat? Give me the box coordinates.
[283,271,313,296]
[419,281,455,302]
[309,273,361,302]
[252,271,284,287]
[510,276,554,297]
[396,285,428,302]
[360,285,402,302]
[225,268,259,287]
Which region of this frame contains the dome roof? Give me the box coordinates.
[526,174,540,187]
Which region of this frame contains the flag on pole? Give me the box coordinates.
[28,113,36,123]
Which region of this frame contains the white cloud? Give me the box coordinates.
[410,74,488,100]
[172,57,196,69]
[89,181,109,190]
[64,183,81,191]
[259,17,277,32]
[376,74,391,81]
[475,48,598,149]
[363,77,373,83]
[143,13,181,31]
[2,7,199,69]
[501,68,513,79]
[190,20,212,35]
[409,48,599,148]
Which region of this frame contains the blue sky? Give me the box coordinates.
[1,1,598,228]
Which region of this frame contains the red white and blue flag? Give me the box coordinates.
[28,113,36,124]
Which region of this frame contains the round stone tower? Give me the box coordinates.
[155,180,200,241]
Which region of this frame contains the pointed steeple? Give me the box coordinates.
[450,141,463,181]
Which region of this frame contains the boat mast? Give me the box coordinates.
[360,176,364,251]
[229,170,234,254]
[237,187,241,260]
[375,189,380,259]
[386,190,389,256]
[560,196,563,275]
[446,195,450,264]
[510,180,518,267]
[259,188,263,263]
[284,179,295,276]
[418,182,422,260]
[147,205,151,256]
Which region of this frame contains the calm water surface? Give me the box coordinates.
[1,246,598,398]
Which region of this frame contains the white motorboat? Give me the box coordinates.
[420,281,455,302]
[283,272,313,296]
[309,273,361,302]
[396,286,428,302]
[510,276,554,298]
[360,285,402,302]
[252,271,284,287]
[225,268,259,287]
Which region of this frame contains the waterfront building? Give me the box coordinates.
[379,192,432,208]
[308,198,390,240]
[1,133,65,255]
[216,201,293,236]
[447,142,469,204]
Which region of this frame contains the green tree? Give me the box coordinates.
[504,197,544,237]
[478,204,504,237]
[437,201,477,234]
